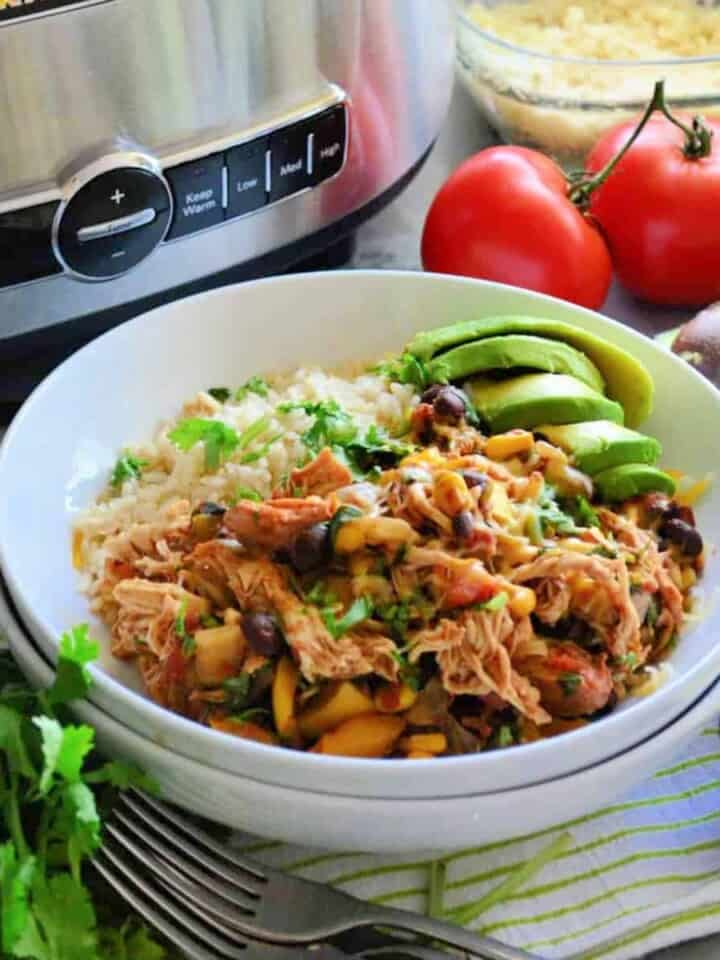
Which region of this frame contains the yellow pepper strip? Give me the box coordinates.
[398,732,447,755]
[485,430,534,461]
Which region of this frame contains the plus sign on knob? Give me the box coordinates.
[53,157,172,280]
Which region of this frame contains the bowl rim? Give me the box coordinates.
[1,269,719,795]
[457,4,720,70]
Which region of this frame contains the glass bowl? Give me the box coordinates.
[456,0,720,168]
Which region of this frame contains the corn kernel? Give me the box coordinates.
[398,732,447,755]
[433,470,472,516]
[334,521,366,554]
[509,586,537,618]
[682,566,697,590]
[407,751,434,759]
[486,430,533,461]
[374,682,418,714]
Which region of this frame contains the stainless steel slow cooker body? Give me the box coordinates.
[0,0,454,344]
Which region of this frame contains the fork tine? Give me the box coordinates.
[105,810,257,916]
[94,844,249,960]
[114,795,261,904]
[127,790,267,882]
[105,817,258,931]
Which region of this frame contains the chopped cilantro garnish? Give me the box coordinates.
[229,707,270,725]
[222,674,253,711]
[473,592,508,613]
[591,545,618,559]
[320,596,374,639]
[110,453,148,490]
[496,724,515,748]
[345,424,415,473]
[617,652,639,669]
[234,376,269,403]
[239,432,283,465]
[646,595,660,627]
[168,418,240,471]
[235,486,262,503]
[390,648,422,691]
[200,614,222,628]
[573,495,600,528]
[558,672,582,696]
[537,485,577,535]
[208,387,231,403]
[279,400,357,453]
[374,352,434,391]
[174,599,195,656]
[237,414,272,450]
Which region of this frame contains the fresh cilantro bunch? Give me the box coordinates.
[168,415,282,471]
[0,626,171,960]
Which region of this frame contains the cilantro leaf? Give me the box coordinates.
[62,782,102,876]
[0,703,36,779]
[84,759,158,794]
[279,400,358,455]
[110,454,148,491]
[234,376,269,403]
[320,596,374,639]
[234,486,262,503]
[646,595,660,627]
[167,418,240,471]
[30,873,98,960]
[33,717,95,794]
[48,625,99,706]
[474,592,508,613]
[570,495,600,528]
[207,387,231,403]
[558,672,582,696]
[0,843,36,954]
[537,486,577,535]
[222,673,252,712]
[390,648,422,691]
[495,724,515,748]
[238,432,283,465]
[99,920,168,960]
[173,599,195,656]
[345,424,415,473]
[374,353,433,391]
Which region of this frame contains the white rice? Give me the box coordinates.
[74,367,417,588]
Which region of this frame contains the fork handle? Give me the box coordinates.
[350,907,540,960]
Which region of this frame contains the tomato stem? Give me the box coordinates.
[568,79,713,210]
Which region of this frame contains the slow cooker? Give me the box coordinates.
[0,0,454,402]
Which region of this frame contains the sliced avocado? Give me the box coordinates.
[468,374,624,434]
[537,421,661,476]
[428,335,605,393]
[594,464,676,502]
[407,315,653,428]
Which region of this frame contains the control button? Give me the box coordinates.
[165,154,224,239]
[311,105,347,184]
[56,166,171,280]
[225,136,268,219]
[0,201,62,289]
[269,125,311,202]
[77,207,156,243]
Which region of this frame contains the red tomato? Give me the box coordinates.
[444,561,497,608]
[587,115,720,306]
[421,146,612,310]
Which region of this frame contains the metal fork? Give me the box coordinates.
[94,839,458,960]
[98,791,540,960]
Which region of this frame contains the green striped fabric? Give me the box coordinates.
[231,727,720,960]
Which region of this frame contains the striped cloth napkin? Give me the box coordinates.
[230,726,720,960]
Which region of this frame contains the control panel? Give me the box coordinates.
[0,102,347,286]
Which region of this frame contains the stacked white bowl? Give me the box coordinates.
[1,272,719,853]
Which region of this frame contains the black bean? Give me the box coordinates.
[241,613,284,657]
[287,522,331,573]
[433,386,467,420]
[452,510,475,541]
[660,518,703,557]
[420,384,444,404]
[194,501,226,517]
[460,469,488,491]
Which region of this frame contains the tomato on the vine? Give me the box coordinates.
[421,146,612,311]
[586,110,720,306]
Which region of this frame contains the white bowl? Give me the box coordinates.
[4,576,720,853]
[1,271,720,801]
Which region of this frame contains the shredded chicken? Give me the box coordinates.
[409,608,550,724]
[512,551,641,657]
[287,447,353,497]
[224,495,331,549]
